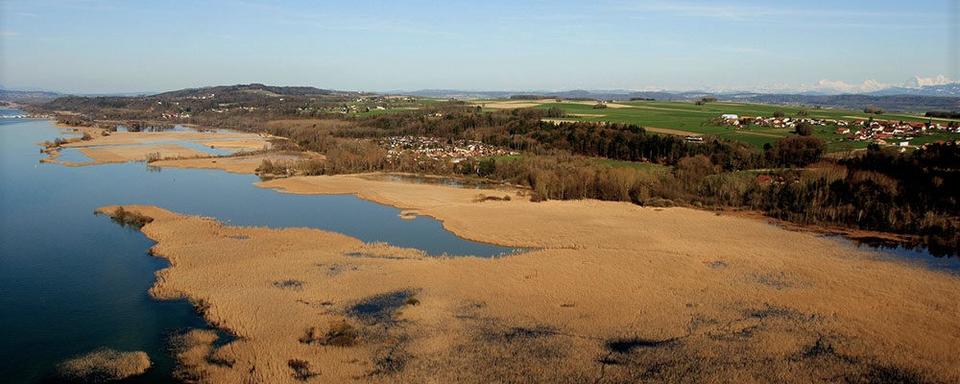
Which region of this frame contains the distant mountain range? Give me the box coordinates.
[4,82,959,112]
[402,83,960,100]
[0,89,63,102]
[866,83,960,97]
[401,84,960,112]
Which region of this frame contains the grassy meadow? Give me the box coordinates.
[474,99,960,152]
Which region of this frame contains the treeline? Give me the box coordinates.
[453,144,958,255]
[925,111,960,119]
[299,137,958,254]
[754,144,959,255]
[335,108,821,170]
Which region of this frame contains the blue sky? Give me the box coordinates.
[1,0,957,94]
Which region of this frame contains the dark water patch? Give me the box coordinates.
[605,337,675,354]
[348,290,419,324]
[828,235,960,272]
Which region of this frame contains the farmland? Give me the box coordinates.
[476,99,960,152]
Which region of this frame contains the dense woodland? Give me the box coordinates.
[36,89,960,255]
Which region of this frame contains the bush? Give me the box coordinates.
[767,136,825,167]
[145,152,161,163]
[103,207,154,228]
[58,349,151,382]
[299,322,359,347]
[545,106,566,118]
[674,155,717,186]
[287,359,318,381]
[795,122,814,136]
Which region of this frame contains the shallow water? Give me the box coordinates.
[56,148,93,163]
[828,236,960,272]
[0,116,515,383]
[64,139,241,157]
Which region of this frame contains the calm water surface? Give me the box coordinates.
[0,114,514,383]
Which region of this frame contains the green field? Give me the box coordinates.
[483,99,960,152]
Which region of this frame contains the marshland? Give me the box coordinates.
[4,1,960,382]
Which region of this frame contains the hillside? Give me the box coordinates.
[153,83,343,98]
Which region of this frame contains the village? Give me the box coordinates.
[717,113,960,147]
[377,135,516,163]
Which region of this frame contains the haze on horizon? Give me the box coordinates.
[1,0,958,94]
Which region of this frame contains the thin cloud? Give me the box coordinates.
[611,0,940,22]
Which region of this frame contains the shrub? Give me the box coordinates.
[767,136,825,167]
[545,106,566,118]
[795,122,814,136]
[103,207,154,228]
[674,155,717,186]
[299,322,359,347]
[145,152,161,163]
[287,359,318,381]
[58,349,151,382]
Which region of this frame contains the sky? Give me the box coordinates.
[0,0,958,94]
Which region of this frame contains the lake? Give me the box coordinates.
[0,114,515,383]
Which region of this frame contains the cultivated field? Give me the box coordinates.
[478,99,960,151]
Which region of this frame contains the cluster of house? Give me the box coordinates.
[160,112,191,119]
[206,104,259,114]
[184,93,216,100]
[718,114,845,129]
[718,113,959,147]
[840,120,957,145]
[377,136,515,163]
[1,113,46,119]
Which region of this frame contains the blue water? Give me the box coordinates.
[832,237,960,272]
[0,115,515,383]
[173,140,241,156]
[63,140,240,158]
[57,148,93,163]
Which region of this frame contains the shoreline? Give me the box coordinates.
[94,194,960,383]
[34,124,960,381]
[38,120,946,254]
